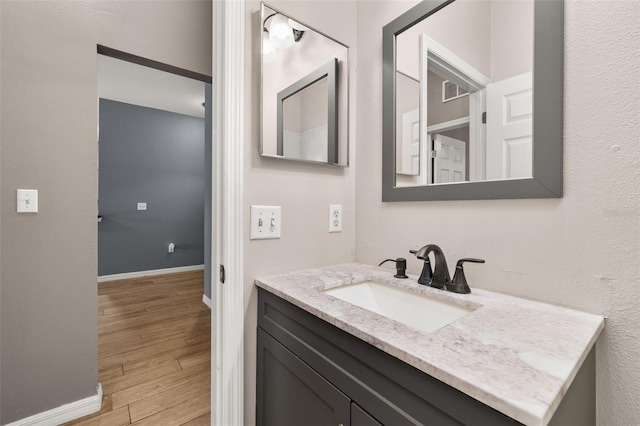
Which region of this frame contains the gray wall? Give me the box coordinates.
[0,1,211,423]
[98,99,204,276]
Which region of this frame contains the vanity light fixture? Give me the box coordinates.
[262,12,308,63]
[269,14,295,49]
[262,29,277,63]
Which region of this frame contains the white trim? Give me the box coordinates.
[5,384,102,426]
[97,265,204,282]
[202,294,212,309]
[469,89,486,181]
[420,34,430,186]
[421,34,491,91]
[213,0,245,425]
[426,117,470,134]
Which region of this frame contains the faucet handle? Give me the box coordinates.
[449,258,485,294]
[409,249,425,259]
[457,258,485,266]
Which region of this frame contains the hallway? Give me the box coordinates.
[65,271,211,425]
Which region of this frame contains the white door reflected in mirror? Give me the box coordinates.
[394,0,534,187]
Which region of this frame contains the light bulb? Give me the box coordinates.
[262,30,277,63]
[269,14,294,49]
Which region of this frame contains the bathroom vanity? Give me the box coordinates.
[255,264,603,426]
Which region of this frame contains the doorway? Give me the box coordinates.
[90,47,213,424]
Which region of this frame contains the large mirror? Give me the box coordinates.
[383,0,563,201]
[261,3,349,166]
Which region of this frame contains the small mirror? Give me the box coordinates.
[383,0,563,201]
[261,3,349,166]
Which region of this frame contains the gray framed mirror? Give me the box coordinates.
[382,0,563,201]
[261,3,349,166]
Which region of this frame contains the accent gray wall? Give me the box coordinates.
[98,99,204,276]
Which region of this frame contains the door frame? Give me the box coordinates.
[420,33,488,185]
[212,0,245,424]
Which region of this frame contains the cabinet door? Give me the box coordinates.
[257,328,351,426]
[352,403,383,426]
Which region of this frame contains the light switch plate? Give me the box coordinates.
[17,189,38,213]
[329,204,342,233]
[250,205,282,240]
[137,202,147,211]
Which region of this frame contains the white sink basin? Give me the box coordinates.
[324,281,475,333]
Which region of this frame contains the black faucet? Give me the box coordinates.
[411,244,450,290]
[411,245,485,294]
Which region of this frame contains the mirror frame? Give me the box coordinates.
[382,0,563,201]
[260,2,350,167]
[277,58,339,163]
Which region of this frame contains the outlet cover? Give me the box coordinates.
[329,204,342,233]
[250,205,281,240]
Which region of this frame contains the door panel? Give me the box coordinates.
[257,329,351,426]
[434,134,466,184]
[400,108,420,175]
[486,72,533,180]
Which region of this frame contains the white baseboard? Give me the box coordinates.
[98,264,205,283]
[5,384,102,426]
[202,294,212,309]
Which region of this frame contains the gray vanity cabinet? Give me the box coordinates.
[257,329,351,426]
[351,403,383,426]
[256,289,521,426]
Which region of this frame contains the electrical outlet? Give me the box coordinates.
[250,205,282,240]
[137,202,147,211]
[329,204,342,233]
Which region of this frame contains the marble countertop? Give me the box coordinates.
[255,263,604,426]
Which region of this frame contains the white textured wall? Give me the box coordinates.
[355,1,639,424]
[244,1,357,424]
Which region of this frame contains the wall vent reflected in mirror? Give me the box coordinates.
[260,3,349,166]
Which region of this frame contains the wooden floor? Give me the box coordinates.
[65,270,211,426]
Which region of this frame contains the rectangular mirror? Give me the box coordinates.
[383,0,563,200]
[261,3,349,166]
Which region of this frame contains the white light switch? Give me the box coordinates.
[250,205,281,240]
[137,202,147,211]
[17,189,38,213]
[329,204,342,233]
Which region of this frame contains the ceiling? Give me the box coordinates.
[98,55,206,118]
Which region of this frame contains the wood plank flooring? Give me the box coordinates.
[65,270,211,425]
